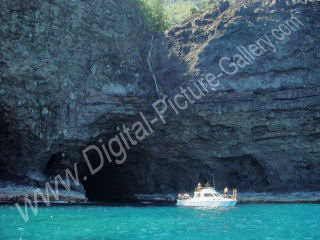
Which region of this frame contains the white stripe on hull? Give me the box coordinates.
[177,200,237,207]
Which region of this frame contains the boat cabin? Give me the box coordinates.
[194,187,225,200]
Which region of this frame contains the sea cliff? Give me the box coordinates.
[0,0,319,202]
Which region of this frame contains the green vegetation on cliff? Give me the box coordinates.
[133,0,170,31]
[163,0,229,24]
[132,0,230,30]
[163,0,198,24]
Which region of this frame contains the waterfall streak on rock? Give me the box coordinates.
[147,35,159,93]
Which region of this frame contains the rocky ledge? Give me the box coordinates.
[1,184,319,204]
[132,192,320,204]
[0,181,87,203]
[237,192,320,203]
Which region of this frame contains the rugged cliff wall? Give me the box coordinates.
[0,0,155,192]
[154,0,320,193]
[0,0,319,201]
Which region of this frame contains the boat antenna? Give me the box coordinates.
[212,172,216,189]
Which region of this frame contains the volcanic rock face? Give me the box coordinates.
[0,0,155,192]
[0,0,319,201]
[153,0,320,192]
[154,0,320,193]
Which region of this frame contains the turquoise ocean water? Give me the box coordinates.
[1,203,320,240]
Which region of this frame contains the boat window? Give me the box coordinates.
[195,193,200,198]
[204,193,213,197]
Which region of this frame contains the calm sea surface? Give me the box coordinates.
[1,203,320,240]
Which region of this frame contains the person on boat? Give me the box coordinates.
[205,182,210,188]
[224,187,229,197]
[184,193,190,199]
[196,183,202,192]
[178,193,184,200]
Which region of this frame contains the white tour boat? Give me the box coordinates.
[177,187,237,207]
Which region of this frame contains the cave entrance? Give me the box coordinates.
[80,146,149,202]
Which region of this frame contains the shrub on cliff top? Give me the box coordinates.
[132,0,170,31]
[190,0,223,15]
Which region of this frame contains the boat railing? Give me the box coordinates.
[179,188,237,200]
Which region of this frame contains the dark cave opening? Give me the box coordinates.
[44,152,66,176]
[80,145,149,202]
[79,150,273,201]
[78,139,275,201]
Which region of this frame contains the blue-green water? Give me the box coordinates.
[1,203,320,240]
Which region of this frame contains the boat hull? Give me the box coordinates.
[177,199,237,207]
